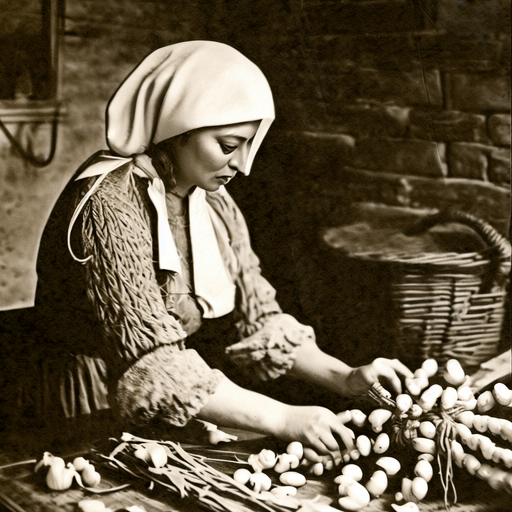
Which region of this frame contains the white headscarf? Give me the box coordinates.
[107,40,274,175]
[69,41,275,318]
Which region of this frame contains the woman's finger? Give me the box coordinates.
[388,358,414,379]
[308,435,332,456]
[331,423,356,452]
[303,447,323,464]
[373,358,414,394]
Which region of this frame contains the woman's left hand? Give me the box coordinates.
[347,358,413,396]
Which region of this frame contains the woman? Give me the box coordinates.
[33,41,412,459]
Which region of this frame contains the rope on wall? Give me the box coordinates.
[0,112,59,168]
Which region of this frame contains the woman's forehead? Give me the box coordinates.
[203,121,260,137]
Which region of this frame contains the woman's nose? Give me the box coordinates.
[228,144,250,175]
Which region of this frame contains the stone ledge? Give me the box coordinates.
[353,138,447,177]
[410,109,489,143]
[326,167,510,235]
[447,73,511,112]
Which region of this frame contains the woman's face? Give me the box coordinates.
[171,121,260,195]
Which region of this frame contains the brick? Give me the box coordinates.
[489,147,511,184]
[448,73,511,111]
[349,34,417,72]
[449,143,489,180]
[303,0,431,35]
[356,68,443,107]
[413,33,503,72]
[488,114,511,146]
[410,109,489,143]
[327,103,411,138]
[353,139,447,177]
[303,34,416,72]
[438,0,510,38]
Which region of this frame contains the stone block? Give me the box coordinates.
[448,73,511,111]
[353,67,443,107]
[353,139,447,177]
[410,109,489,143]
[414,33,503,72]
[437,0,510,38]
[327,104,410,139]
[449,143,489,180]
[352,34,417,72]
[488,114,511,146]
[489,147,511,184]
[303,0,432,35]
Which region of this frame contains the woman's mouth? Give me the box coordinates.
[216,176,233,183]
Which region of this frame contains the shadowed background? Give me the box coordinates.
[0,0,509,367]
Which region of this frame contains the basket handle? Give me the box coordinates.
[404,209,511,267]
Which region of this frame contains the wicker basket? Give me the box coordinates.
[344,210,511,373]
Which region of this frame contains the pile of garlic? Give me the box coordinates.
[34,452,102,491]
[240,357,512,512]
[234,441,308,499]
[333,357,512,511]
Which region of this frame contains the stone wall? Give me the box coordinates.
[0,0,509,337]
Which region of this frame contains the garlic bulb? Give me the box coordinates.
[444,359,465,386]
[270,485,297,497]
[356,435,372,457]
[376,457,401,476]
[493,383,512,406]
[373,433,390,454]
[72,457,89,472]
[368,409,393,433]
[81,463,101,487]
[412,437,436,455]
[274,453,300,473]
[143,442,168,468]
[365,469,388,497]
[396,394,413,413]
[340,464,363,482]
[233,468,252,485]
[391,502,420,512]
[414,459,433,482]
[256,449,277,470]
[411,476,428,501]
[46,461,76,491]
[421,358,438,378]
[418,421,436,439]
[249,472,272,493]
[279,471,307,487]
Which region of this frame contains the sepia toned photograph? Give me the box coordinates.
[0,1,510,511]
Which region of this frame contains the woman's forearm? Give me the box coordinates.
[288,339,412,396]
[287,339,362,397]
[197,376,287,436]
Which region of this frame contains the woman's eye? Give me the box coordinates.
[221,143,237,154]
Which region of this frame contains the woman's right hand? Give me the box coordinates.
[275,405,355,461]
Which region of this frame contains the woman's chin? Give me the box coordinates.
[202,182,223,192]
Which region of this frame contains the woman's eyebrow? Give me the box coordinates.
[220,133,249,140]
[220,133,256,142]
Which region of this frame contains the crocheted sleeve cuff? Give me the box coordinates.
[225,313,315,381]
[114,345,224,428]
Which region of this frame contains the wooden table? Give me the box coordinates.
[1,351,510,512]
[1,427,511,512]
